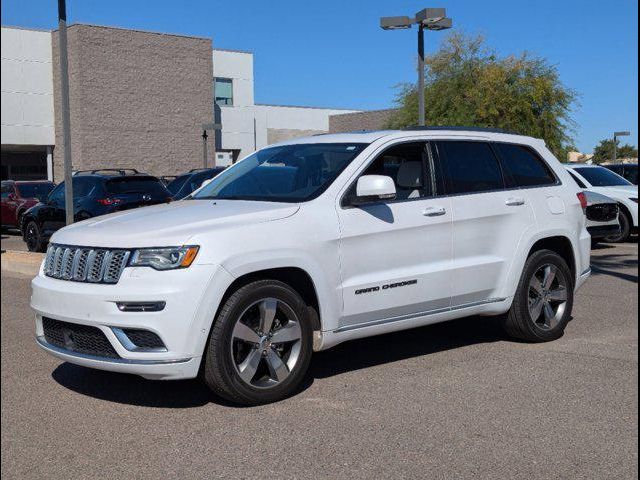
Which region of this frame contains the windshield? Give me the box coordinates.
[192,143,367,202]
[16,183,54,201]
[105,177,168,195]
[180,169,225,197]
[574,167,633,187]
[623,165,638,185]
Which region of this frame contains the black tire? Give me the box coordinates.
[24,220,47,252]
[502,249,574,342]
[203,280,313,405]
[605,210,631,243]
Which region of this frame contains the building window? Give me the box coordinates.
[214,78,233,106]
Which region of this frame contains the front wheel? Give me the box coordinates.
[24,220,47,252]
[203,280,313,405]
[502,249,574,342]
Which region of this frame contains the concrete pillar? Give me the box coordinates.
[46,146,54,181]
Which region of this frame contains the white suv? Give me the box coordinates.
[31,128,592,405]
[565,164,638,242]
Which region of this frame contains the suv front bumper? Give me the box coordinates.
[31,264,233,380]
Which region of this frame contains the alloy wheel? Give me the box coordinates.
[230,298,302,389]
[528,264,568,330]
[25,223,38,251]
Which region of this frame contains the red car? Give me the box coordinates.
[1,180,55,229]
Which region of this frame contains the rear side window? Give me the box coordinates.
[437,141,504,194]
[494,143,557,187]
[72,177,98,198]
[106,177,168,195]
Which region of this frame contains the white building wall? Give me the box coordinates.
[254,104,357,131]
[212,47,358,162]
[1,27,55,146]
[212,48,256,159]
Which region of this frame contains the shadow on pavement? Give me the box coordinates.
[52,314,508,408]
[51,364,218,408]
[590,253,638,284]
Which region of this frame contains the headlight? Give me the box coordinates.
[129,246,199,270]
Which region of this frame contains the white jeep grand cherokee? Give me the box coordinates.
[32,128,592,405]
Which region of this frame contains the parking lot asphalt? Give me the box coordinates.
[1,242,637,479]
[1,230,26,252]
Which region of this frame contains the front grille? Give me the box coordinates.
[121,329,166,350]
[42,317,120,359]
[44,244,130,284]
[586,203,619,222]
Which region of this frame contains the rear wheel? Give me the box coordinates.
[605,210,631,243]
[502,249,573,342]
[24,220,47,252]
[203,280,313,405]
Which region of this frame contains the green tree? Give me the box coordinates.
[386,33,577,160]
[591,139,638,164]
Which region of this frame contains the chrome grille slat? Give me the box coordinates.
[52,247,65,277]
[44,244,129,284]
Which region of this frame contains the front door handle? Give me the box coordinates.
[423,206,447,217]
[505,197,525,206]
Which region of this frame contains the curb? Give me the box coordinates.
[1,250,44,277]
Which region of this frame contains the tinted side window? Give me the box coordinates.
[72,177,98,197]
[105,177,168,195]
[437,141,504,194]
[359,142,431,200]
[48,183,65,204]
[1,184,13,198]
[495,143,556,187]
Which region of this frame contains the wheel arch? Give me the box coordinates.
[502,231,581,300]
[214,266,322,332]
[616,202,634,227]
[527,236,576,281]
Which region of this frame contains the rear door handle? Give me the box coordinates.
[505,197,525,206]
[423,206,447,217]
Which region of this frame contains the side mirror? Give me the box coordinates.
[7,193,16,201]
[354,175,396,204]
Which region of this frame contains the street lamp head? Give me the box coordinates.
[415,8,447,24]
[425,17,453,31]
[380,16,414,30]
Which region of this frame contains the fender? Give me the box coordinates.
[221,248,341,331]
[500,227,584,300]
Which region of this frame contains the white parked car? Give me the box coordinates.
[32,128,592,405]
[581,191,621,244]
[565,164,638,242]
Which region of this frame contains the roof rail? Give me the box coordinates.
[401,126,519,135]
[73,168,142,176]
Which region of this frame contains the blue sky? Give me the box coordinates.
[2,0,637,153]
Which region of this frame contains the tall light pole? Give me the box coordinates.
[381,8,452,126]
[613,131,630,163]
[57,0,74,225]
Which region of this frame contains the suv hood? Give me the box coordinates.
[51,200,300,248]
